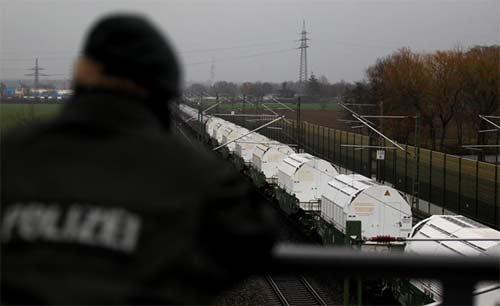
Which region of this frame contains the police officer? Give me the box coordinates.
[1,14,276,305]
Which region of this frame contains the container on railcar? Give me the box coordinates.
[277,153,339,211]
[396,215,500,306]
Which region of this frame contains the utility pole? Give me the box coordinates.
[242,95,246,114]
[209,58,215,87]
[198,93,203,140]
[413,111,421,210]
[25,58,48,91]
[377,100,384,182]
[298,20,309,95]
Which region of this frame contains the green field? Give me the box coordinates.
[0,104,62,131]
[196,102,340,111]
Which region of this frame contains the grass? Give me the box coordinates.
[1,103,62,131]
[194,102,340,112]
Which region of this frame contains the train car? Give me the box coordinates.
[253,144,295,184]
[277,153,338,211]
[213,121,234,144]
[221,125,249,152]
[178,104,198,119]
[205,116,225,140]
[400,215,500,306]
[234,133,270,164]
[321,174,412,241]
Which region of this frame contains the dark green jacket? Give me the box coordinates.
[1,90,276,305]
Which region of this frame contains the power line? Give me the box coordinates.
[180,39,296,54]
[0,40,297,60]
[186,47,297,66]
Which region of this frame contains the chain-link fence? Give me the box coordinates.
[222,114,499,229]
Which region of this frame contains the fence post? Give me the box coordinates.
[405,144,408,194]
[333,129,337,163]
[368,135,373,178]
[429,150,433,215]
[317,125,320,156]
[316,124,320,155]
[303,122,306,151]
[322,126,325,158]
[443,153,447,214]
[305,122,309,151]
[314,124,318,155]
[309,123,312,153]
[341,131,345,174]
[327,128,331,161]
[351,133,355,173]
[309,123,312,152]
[458,157,462,214]
[475,160,479,218]
[496,131,499,227]
[362,135,366,176]
[310,123,314,154]
[349,132,353,173]
[303,121,306,152]
[495,138,499,227]
[393,143,397,189]
[383,139,387,183]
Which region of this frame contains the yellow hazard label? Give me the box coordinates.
[384,190,391,196]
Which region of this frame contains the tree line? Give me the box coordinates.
[344,46,499,153]
[186,76,354,101]
[185,45,498,154]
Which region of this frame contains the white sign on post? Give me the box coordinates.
[376,149,385,160]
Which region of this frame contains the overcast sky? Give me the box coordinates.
[1,0,499,85]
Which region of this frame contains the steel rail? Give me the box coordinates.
[266,276,290,306]
[300,277,328,306]
[266,275,326,306]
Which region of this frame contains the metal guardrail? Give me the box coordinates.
[270,243,500,306]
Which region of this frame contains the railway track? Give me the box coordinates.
[266,275,328,306]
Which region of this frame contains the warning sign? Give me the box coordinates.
[376,150,385,160]
[384,190,391,196]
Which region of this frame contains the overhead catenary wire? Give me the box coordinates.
[352,113,408,153]
[180,39,296,54]
[338,103,376,126]
[271,97,295,112]
[479,115,500,130]
[213,116,285,151]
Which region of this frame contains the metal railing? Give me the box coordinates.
[271,243,500,306]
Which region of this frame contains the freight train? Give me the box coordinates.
[177,104,500,306]
[177,104,412,246]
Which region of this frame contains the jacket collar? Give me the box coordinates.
[59,87,166,133]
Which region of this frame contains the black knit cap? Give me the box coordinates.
[83,14,181,98]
